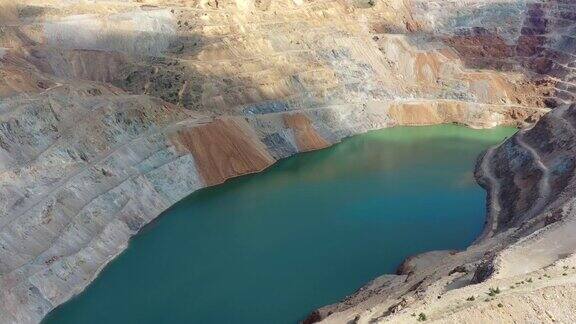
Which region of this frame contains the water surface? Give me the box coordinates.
[45,125,515,324]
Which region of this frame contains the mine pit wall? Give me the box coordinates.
[477,105,576,240]
[0,92,528,324]
[464,104,576,292]
[472,107,576,243]
[0,0,571,322]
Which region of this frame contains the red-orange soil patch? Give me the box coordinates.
[174,118,275,186]
[283,113,330,152]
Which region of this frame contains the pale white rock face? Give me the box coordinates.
[0,0,574,323]
[44,9,176,56]
[145,154,204,204]
[234,0,255,11]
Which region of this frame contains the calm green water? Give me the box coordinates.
[44,125,515,324]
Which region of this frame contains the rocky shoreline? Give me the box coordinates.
[1,0,574,323]
[306,104,576,323]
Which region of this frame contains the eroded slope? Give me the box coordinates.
[0,0,572,323]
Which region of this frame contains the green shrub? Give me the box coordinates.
[487,287,501,296]
[466,296,475,301]
[418,313,427,321]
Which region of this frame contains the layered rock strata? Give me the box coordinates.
[0,0,572,323]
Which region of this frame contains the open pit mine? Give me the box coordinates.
[1,0,576,323]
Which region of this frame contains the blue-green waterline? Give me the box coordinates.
[44,125,516,324]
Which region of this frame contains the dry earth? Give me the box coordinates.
[0,0,574,323]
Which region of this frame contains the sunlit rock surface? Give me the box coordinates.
[0,0,574,323]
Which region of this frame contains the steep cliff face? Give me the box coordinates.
[0,0,571,323]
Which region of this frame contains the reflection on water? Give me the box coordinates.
[44,125,516,324]
[273,125,513,184]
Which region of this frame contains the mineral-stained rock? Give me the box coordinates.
[283,113,330,152]
[173,118,275,185]
[1,0,575,323]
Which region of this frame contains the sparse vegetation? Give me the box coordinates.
[466,296,475,301]
[497,303,504,308]
[487,287,501,296]
[418,313,427,321]
[526,278,533,283]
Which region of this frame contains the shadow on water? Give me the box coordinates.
[44,125,516,324]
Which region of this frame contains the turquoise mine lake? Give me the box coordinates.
[44,125,516,324]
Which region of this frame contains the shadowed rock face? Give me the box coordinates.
[0,0,574,323]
